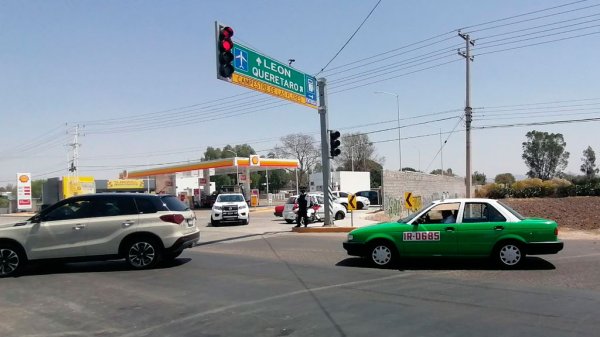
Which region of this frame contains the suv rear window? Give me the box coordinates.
[135,197,160,214]
[286,197,297,204]
[160,195,189,211]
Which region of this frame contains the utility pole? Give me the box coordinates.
[68,124,82,177]
[318,78,333,226]
[458,32,474,198]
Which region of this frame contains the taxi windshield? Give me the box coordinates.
[398,202,433,223]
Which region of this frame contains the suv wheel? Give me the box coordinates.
[125,238,162,269]
[211,216,220,227]
[335,211,345,220]
[0,244,25,277]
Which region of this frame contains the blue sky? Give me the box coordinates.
[1,0,600,184]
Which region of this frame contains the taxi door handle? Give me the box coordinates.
[122,220,135,227]
[73,224,86,230]
[445,227,455,232]
[494,226,505,231]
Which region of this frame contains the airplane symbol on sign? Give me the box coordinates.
[234,48,248,72]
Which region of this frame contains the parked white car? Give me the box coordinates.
[211,193,249,226]
[282,194,347,224]
[0,193,199,277]
[331,191,370,210]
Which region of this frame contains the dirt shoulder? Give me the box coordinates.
[502,196,600,231]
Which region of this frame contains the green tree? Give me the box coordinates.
[366,159,383,188]
[401,167,418,172]
[430,168,454,176]
[522,130,569,180]
[580,146,599,179]
[202,144,257,188]
[494,173,516,185]
[472,171,486,185]
[32,179,46,199]
[203,146,222,160]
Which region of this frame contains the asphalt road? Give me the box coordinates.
[1,210,600,337]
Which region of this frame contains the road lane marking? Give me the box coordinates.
[119,273,421,337]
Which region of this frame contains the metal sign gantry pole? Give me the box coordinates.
[318,78,334,226]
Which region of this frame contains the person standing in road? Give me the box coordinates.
[295,187,309,227]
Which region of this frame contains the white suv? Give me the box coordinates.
[0,193,199,277]
[210,193,249,226]
[282,194,347,223]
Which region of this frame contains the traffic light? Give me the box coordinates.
[329,130,341,157]
[216,24,234,80]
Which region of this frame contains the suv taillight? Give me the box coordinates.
[293,203,298,210]
[160,214,185,224]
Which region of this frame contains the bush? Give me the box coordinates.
[475,183,510,199]
[475,178,600,198]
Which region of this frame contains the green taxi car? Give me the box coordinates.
[343,198,563,269]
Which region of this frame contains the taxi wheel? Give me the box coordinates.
[369,241,397,268]
[494,241,525,269]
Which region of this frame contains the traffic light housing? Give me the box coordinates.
[216,23,234,80]
[330,130,341,157]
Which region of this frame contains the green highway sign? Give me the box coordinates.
[232,42,317,107]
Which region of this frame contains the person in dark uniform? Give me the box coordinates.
[295,187,309,227]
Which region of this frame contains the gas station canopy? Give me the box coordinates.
[126,156,300,178]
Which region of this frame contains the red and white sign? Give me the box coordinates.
[17,172,32,210]
[239,174,247,182]
[403,231,440,241]
[199,178,207,185]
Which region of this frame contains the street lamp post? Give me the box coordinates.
[223,149,238,185]
[375,91,402,171]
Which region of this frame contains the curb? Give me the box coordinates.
[291,226,356,233]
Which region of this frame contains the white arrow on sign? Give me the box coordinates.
[256,57,262,66]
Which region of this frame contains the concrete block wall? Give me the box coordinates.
[383,171,466,216]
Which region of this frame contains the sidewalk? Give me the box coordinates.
[293,208,383,233]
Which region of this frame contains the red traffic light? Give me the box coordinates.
[219,39,233,52]
[216,24,235,79]
[220,26,234,39]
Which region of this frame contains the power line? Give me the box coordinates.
[472,22,600,52]
[475,99,600,111]
[330,59,461,94]
[475,116,600,129]
[315,0,383,76]
[476,12,600,41]
[328,46,460,84]
[460,0,593,32]
[425,116,464,173]
[475,17,600,47]
[473,30,600,57]
[325,39,461,78]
